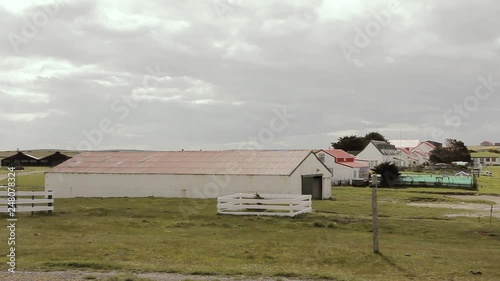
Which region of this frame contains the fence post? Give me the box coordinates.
[48,190,53,214]
[491,205,494,226]
[31,191,35,216]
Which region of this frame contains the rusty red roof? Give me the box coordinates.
[338,161,369,168]
[398,148,412,155]
[321,149,355,160]
[47,150,315,176]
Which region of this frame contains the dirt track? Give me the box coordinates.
[0,271,312,281]
[407,195,500,217]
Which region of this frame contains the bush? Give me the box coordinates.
[312,221,326,228]
[371,162,401,187]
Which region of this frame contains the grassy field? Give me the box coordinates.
[1,167,499,280]
[471,152,500,158]
[0,168,48,191]
[0,187,498,281]
[468,145,500,152]
[0,166,50,175]
[477,166,500,194]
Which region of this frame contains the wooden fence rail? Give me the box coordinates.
[0,190,54,214]
[217,193,312,217]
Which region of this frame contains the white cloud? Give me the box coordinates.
[0,0,499,150]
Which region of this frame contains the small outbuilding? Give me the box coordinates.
[315,149,369,184]
[39,151,72,166]
[1,151,72,167]
[454,171,470,177]
[45,150,332,199]
[1,151,40,167]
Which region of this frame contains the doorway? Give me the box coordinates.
[301,175,323,200]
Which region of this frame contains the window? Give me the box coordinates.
[318,153,325,163]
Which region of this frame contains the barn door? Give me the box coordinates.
[301,176,313,197]
[302,175,323,200]
[312,176,323,199]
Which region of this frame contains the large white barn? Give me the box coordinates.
[45,150,332,199]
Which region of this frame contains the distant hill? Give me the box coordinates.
[470,151,500,158]
[0,150,81,159]
[467,145,500,152]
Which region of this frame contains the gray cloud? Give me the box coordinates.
[0,0,499,151]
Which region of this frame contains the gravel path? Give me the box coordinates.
[407,194,500,217]
[0,271,316,281]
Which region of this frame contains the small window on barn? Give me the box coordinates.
[318,153,325,163]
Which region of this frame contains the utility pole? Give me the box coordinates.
[371,174,380,254]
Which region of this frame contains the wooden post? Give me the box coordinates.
[31,192,35,216]
[371,174,380,254]
[491,205,493,225]
[48,190,53,214]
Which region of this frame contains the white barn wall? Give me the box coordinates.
[46,173,292,198]
[357,143,383,166]
[318,152,335,171]
[289,153,331,199]
[331,163,354,182]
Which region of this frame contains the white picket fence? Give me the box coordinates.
[217,193,312,217]
[0,190,54,214]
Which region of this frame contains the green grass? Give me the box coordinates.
[2,188,500,281]
[0,170,47,191]
[0,166,51,175]
[477,166,500,194]
[468,145,500,152]
[471,152,500,157]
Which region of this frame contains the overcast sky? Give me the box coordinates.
[1,0,499,151]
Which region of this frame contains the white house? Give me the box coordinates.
[471,153,500,166]
[45,150,332,199]
[356,140,403,167]
[398,148,422,167]
[389,140,439,165]
[315,149,369,184]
